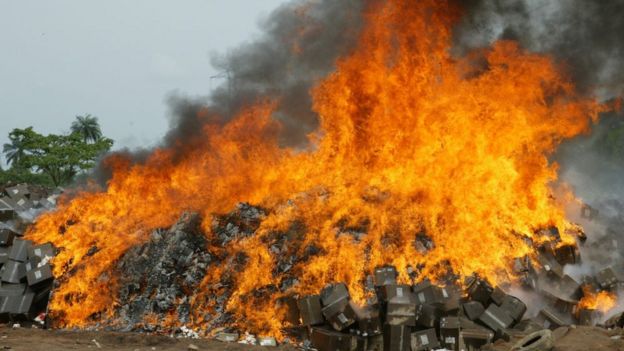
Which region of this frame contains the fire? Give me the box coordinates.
[26,0,606,336]
[579,287,617,314]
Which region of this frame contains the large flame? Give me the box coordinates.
[27,0,605,336]
[579,287,617,314]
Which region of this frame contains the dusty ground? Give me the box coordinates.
[0,325,296,351]
[487,325,624,351]
[1,325,624,350]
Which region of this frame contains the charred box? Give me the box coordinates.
[383,324,410,351]
[596,267,618,290]
[415,303,440,328]
[321,283,349,306]
[466,277,493,305]
[478,303,514,332]
[352,302,382,336]
[440,316,461,350]
[499,295,526,322]
[297,295,324,326]
[1,260,27,284]
[0,291,34,315]
[411,328,440,351]
[578,308,601,326]
[309,327,354,351]
[462,301,485,321]
[385,293,417,326]
[378,284,411,303]
[26,264,53,288]
[0,247,9,265]
[8,239,32,262]
[321,297,356,331]
[0,229,15,247]
[374,266,398,287]
[461,327,494,350]
[534,308,570,330]
[413,280,449,306]
[28,243,55,260]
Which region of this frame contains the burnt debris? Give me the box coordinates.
[114,212,212,330]
[3,186,624,351]
[207,206,621,350]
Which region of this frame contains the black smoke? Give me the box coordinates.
[92,0,364,183]
[454,0,624,99]
[165,0,365,150]
[99,0,624,196]
[164,0,623,152]
[454,0,624,275]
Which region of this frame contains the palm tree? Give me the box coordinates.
[71,114,102,143]
[2,139,25,166]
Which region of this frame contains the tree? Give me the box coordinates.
[71,114,103,143]
[7,127,113,186]
[2,138,26,166]
[0,166,54,186]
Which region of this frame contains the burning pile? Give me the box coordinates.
[100,203,621,350]
[291,222,623,350]
[15,0,621,347]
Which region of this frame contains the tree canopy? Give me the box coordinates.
[2,123,113,186]
[71,114,103,143]
[2,137,26,166]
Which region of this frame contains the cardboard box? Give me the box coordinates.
[297,295,324,326]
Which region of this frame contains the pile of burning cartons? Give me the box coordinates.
[2,193,620,351]
[293,238,622,351]
[0,183,59,237]
[104,204,620,350]
[296,268,522,351]
[0,184,57,324]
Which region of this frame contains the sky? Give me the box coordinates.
[0,0,286,165]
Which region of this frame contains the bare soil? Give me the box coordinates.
[1,325,624,351]
[487,325,624,351]
[0,325,296,351]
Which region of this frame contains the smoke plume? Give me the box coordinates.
[454,0,624,100]
[450,0,624,276]
[166,0,364,149]
[103,0,624,240]
[167,0,624,153]
[94,0,364,180]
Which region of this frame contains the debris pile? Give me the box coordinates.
[110,204,267,334]
[1,190,619,350]
[99,202,623,350]
[291,226,623,351]
[0,184,58,324]
[295,262,621,351]
[114,212,212,331]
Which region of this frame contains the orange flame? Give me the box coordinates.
[26,0,607,336]
[579,287,617,314]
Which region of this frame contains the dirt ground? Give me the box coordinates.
[0,325,296,351]
[487,325,624,351]
[1,325,624,351]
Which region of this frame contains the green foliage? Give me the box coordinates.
[3,126,113,186]
[71,114,103,143]
[0,166,54,186]
[2,138,25,166]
